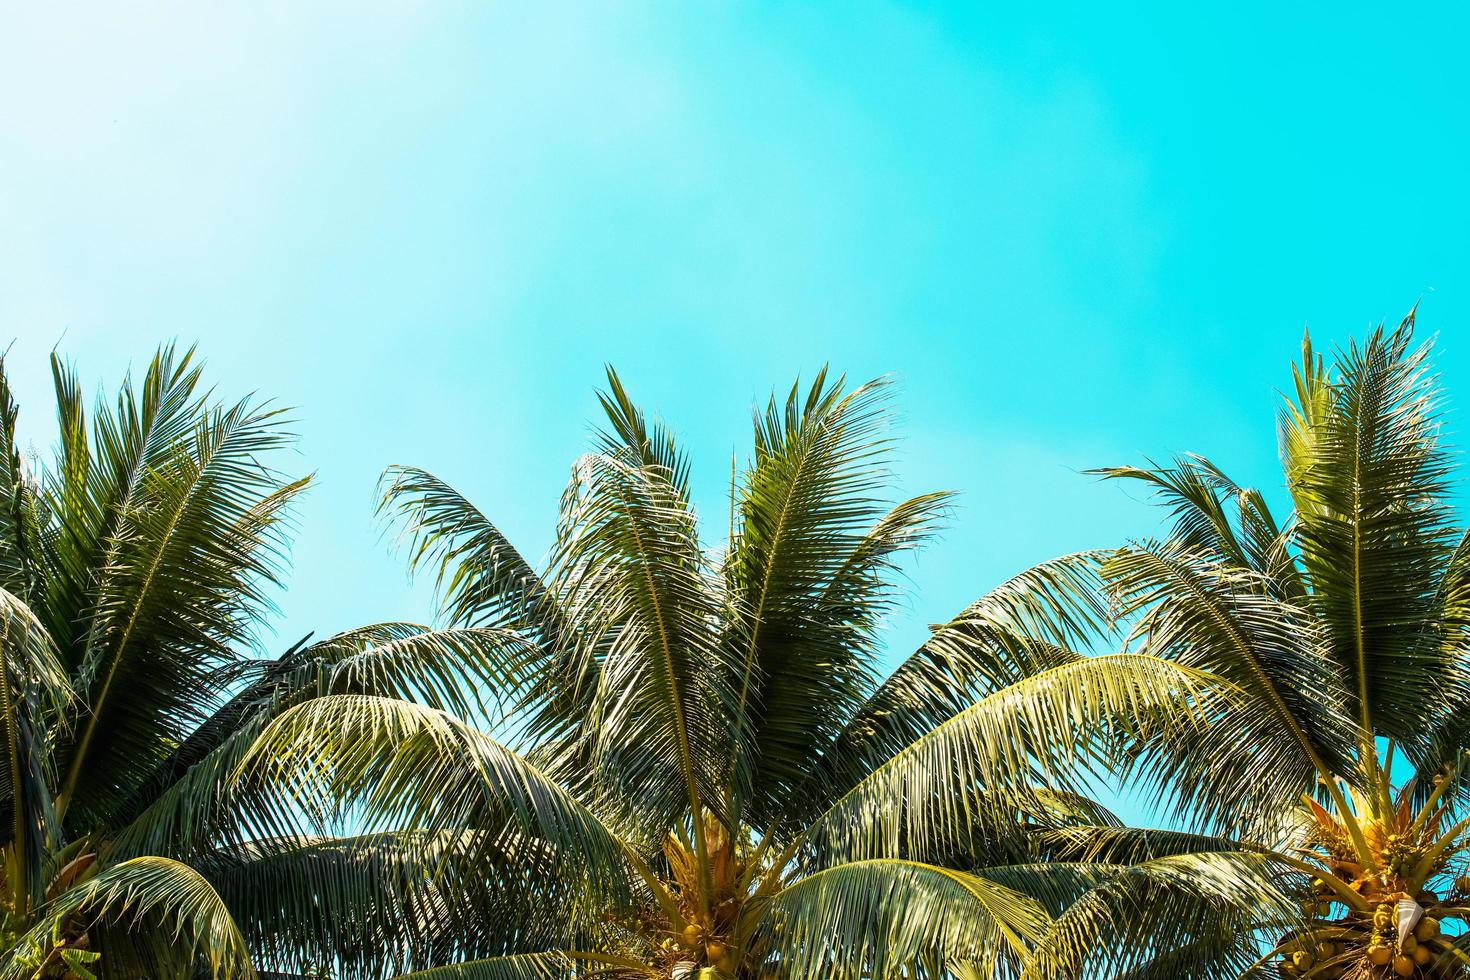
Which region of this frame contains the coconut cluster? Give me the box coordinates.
[608,815,767,979]
[1275,777,1467,979]
[1277,890,1451,978]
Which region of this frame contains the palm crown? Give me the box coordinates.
[0,347,511,978]
[1034,312,1470,978]
[279,366,1235,980]
[12,331,1440,979]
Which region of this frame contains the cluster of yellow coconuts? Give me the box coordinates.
[1279,906,1441,977]
[1366,906,1440,978]
[680,922,732,974]
[1279,938,1345,977]
[1370,910,1440,975]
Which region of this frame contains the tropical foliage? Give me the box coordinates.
[7,311,1465,980]
[260,366,1269,980]
[0,347,506,978]
[1011,311,1470,978]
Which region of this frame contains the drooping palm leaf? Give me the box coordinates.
[806,553,1109,824]
[1020,851,1295,980]
[238,695,633,902]
[804,654,1231,866]
[5,855,256,979]
[378,467,564,644]
[206,832,574,979]
[757,858,1049,979]
[1096,539,1358,835]
[0,588,72,911]
[109,624,526,861]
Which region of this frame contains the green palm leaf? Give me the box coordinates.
[237,695,632,900]
[0,361,45,602]
[206,832,574,979]
[1097,539,1357,835]
[5,856,256,979]
[809,553,1107,820]
[57,387,308,829]
[109,624,525,861]
[804,654,1231,865]
[722,371,950,828]
[1286,316,1457,744]
[0,588,71,909]
[1020,851,1294,980]
[549,447,731,837]
[760,858,1049,978]
[378,467,564,642]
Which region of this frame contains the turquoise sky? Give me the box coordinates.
[2,5,1467,815]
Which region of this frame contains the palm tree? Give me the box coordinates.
[247,367,1232,980]
[0,346,508,978]
[1015,311,1470,978]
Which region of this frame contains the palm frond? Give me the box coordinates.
[807,553,1107,821]
[0,359,45,602]
[1402,524,1470,803]
[56,377,307,829]
[0,587,72,908]
[596,366,691,499]
[38,346,207,655]
[759,858,1049,979]
[206,832,574,979]
[237,695,632,901]
[1285,314,1459,743]
[1092,456,1300,594]
[1037,823,1257,865]
[549,449,730,834]
[110,624,529,860]
[1021,851,1295,980]
[3,855,256,979]
[803,653,1231,865]
[1099,539,1358,835]
[721,372,945,827]
[377,467,563,641]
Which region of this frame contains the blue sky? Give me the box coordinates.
[2,4,1467,813]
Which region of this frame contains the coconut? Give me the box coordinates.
[1393,953,1415,976]
[1414,916,1440,941]
[1292,950,1314,970]
[1367,944,1393,966]
[682,924,702,945]
[1412,945,1432,966]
